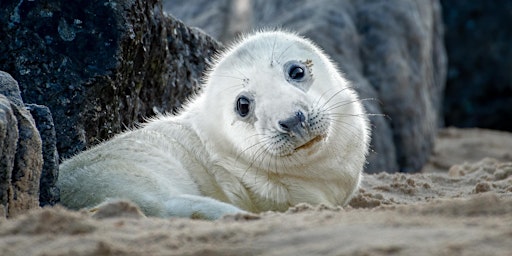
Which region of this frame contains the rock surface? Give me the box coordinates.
[441,1,512,131]
[0,72,42,218]
[165,0,447,173]
[26,104,60,207]
[0,0,220,161]
[0,96,18,218]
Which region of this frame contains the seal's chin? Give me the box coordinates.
[294,135,325,152]
[268,134,327,157]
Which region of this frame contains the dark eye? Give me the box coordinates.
[236,96,250,117]
[288,65,305,80]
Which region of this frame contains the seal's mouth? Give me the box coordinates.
[295,135,325,151]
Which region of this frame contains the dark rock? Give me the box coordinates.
[26,104,60,207]
[0,0,220,161]
[164,0,447,172]
[440,1,512,131]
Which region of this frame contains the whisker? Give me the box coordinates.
[246,140,276,181]
[221,83,245,92]
[313,87,339,109]
[324,117,367,142]
[236,135,272,163]
[240,135,275,179]
[275,42,295,64]
[232,66,249,81]
[210,74,246,81]
[322,98,377,112]
[270,34,277,67]
[316,88,352,110]
[328,113,387,119]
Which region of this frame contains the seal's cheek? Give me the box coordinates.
[228,119,258,146]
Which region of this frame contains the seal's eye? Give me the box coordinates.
[236,96,250,117]
[288,65,305,80]
[284,60,312,91]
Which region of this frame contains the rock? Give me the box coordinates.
[0,71,43,217]
[9,102,43,217]
[1,71,59,208]
[0,72,24,108]
[351,0,446,172]
[0,96,18,218]
[440,1,512,131]
[0,96,43,217]
[2,70,60,214]
[0,0,220,161]
[164,0,447,172]
[26,104,60,207]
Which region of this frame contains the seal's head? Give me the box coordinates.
[194,31,369,175]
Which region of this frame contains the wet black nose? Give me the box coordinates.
[278,111,306,133]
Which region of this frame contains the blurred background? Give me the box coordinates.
[165,0,512,132]
[441,1,512,131]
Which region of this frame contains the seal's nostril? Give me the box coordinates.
[296,111,305,123]
[279,121,290,132]
[278,111,305,133]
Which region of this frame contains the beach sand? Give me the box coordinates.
[1,128,511,255]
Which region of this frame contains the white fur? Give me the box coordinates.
[57,31,370,219]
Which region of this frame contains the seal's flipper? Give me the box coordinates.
[164,194,247,220]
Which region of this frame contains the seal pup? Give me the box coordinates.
[57,30,370,220]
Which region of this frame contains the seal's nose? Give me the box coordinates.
[278,111,307,136]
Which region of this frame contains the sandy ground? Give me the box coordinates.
[1,128,511,256]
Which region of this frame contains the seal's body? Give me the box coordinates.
[57,31,370,219]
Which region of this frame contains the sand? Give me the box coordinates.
[1,128,511,256]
